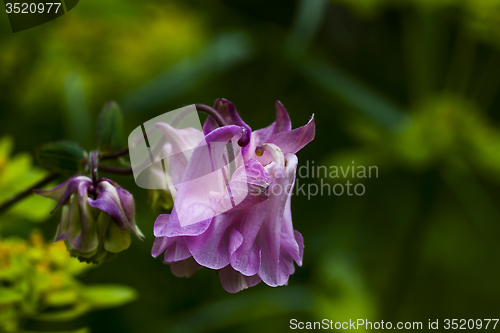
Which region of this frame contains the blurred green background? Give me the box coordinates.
[1,0,500,331]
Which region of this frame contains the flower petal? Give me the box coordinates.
[256,153,298,287]
[243,101,291,160]
[229,207,266,276]
[203,99,252,136]
[202,116,218,136]
[88,181,143,240]
[66,182,98,253]
[266,115,315,155]
[187,211,239,270]
[164,237,191,263]
[229,227,244,257]
[294,230,304,266]
[34,176,91,212]
[219,265,261,293]
[152,236,174,258]
[216,99,252,133]
[116,186,144,239]
[210,158,271,213]
[155,123,205,188]
[153,210,212,238]
[274,101,292,133]
[54,206,69,242]
[155,123,205,157]
[279,181,303,266]
[104,217,132,253]
[229,146,287,277]
[170,257,202,277]
[174,125,246,227]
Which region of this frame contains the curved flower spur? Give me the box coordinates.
[130,99,314,292]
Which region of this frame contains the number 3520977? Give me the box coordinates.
[5,3,62,14]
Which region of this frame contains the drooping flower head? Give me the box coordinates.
[35,176,144,263]
[152,99,314,292]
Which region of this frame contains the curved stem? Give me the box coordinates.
[195,104,226,127]
[98,164,133,175]
[101,148,129,161]
[0,172,60,215]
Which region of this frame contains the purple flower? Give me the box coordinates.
[35,176,144,263]
[152,99,315,292]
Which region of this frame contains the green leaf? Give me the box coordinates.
[0,288,25,305]
[97,101,125,154]
[82,285,137,309]
[0,137,54,222]
[44,289,79,307]
[35,141,87,173]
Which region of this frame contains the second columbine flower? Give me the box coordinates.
[36,176,144,263]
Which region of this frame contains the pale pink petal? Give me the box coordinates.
[153,211,212,238]
[152,236,174,258]
[219,265,261,293]
[278,179,303,266]
[257,154,298,286]
[164,237,191,263]
[170,257,202,277]
[174,125,246,227]
[186,212,237,270]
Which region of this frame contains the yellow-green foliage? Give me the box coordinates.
[0,231,136,332]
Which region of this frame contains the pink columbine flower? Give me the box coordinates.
[152,99,314,292]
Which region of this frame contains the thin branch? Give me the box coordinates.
[195,104,226,127]
[0,172,60,215]
[98,164,133,175]
[101,147,130,161]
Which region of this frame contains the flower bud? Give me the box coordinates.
[35,176,144,263]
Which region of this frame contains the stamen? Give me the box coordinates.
[255,143,285,178]
[255,146,265,156]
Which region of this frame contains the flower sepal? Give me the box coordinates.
[36,176,143,264]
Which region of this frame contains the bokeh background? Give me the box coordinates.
[1,0,500,332]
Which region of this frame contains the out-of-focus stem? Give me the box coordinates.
[101,147,129,161]
[0,172,60,215]
[98,164,134,175]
